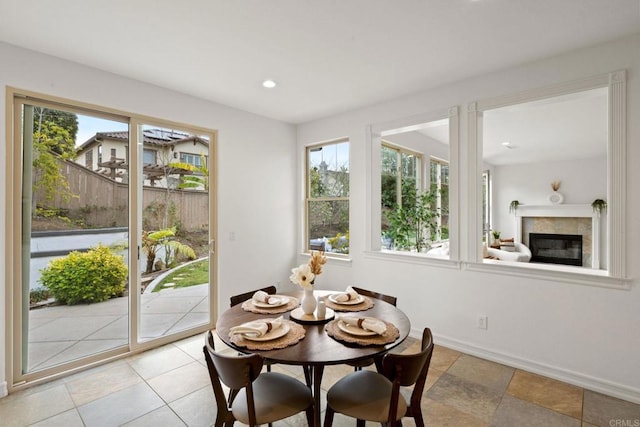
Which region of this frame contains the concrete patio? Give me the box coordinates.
[27,284,209,372]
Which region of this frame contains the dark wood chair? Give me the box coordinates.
[229,285,278,372]
[351,286,397,306]
[324,327,434,427]
[229,285,277,307]
[204,331,314,427]
[347,286,397,371]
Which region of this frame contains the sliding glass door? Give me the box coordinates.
[9,92,215,386]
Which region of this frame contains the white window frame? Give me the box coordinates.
[466,70,629,289]
[366,107,459,265]
[305,138,350,256]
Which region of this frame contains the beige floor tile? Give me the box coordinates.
[425,367,445,392]
[76,382,164,426]
[446,354,515,394]
[147,361,210,403]
[66,362,143,406]
[127,344,195,379]
[169,386,217,427]
[0,384,75,426]
[28,408,84,427]
[507,370,583,420]
[426,372,502,422]
[421,398,491,427]
[582,390,640,427]
[121,405,187,426]
[429,344,461,372]
[173,333,208,360]
[493,395,581,427]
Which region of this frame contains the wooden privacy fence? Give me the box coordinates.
[36,159,209,231]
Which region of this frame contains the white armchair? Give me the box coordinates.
[487,242,531,262]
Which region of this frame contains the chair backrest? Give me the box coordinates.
[204,331,267,426]
[230,285,277,307]
[203,332,234,425]
[351,286,397,306]
[380,327,433,421]
[208,345,264,390]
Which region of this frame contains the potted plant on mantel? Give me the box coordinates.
[509,200,520,214]
[591,199,607,216]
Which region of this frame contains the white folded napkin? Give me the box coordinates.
[229,316,283,337]
[341,317,387,335]
[252,290,284,305]
[333,286,360,303]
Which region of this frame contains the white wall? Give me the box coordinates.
[491,156,607,238]
[0,42,298,394]
[296,34,640,403]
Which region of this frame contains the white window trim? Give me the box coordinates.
[366,107,459,260]
[466,70,630,289]
[304,138,350,257]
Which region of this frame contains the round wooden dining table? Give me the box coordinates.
[215,289,411,427]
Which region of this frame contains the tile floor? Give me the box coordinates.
[1,332,638,427]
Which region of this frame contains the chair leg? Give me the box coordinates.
[305,405,314,427]
[303,365,312,387]
[413,412,424,427]
[323,406,335,427]
[356,419,365,427]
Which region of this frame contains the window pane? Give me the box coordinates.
[307,200,349,254]
[307,140,349,254]
[308,142,349,198]
[381,145,398,210]
[143,149,156,165]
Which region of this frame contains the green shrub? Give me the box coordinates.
[39,244,128,305]
[29,287,52,304]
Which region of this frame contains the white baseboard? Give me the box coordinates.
[0,381,7,399]
[424,331,640,405]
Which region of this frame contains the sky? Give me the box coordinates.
[76,114,128,146]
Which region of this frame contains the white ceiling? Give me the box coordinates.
[0,1,638,125]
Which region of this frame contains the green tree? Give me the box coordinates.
[33,107,78,145]
[386,183,440,252]
[32,121,77,206]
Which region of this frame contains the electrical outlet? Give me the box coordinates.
[477,315,488,330]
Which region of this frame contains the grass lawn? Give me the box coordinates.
[153,258,209,292]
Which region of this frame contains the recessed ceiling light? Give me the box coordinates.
[502,141,514,149]
[262,79,277,89]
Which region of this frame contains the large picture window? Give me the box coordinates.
[306,139,349,254]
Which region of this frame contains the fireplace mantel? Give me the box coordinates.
[514,204,602,269]
[515,204,593,218]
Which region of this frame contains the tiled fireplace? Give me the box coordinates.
[515,205,602,269]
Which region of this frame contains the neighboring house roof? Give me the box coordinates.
[76,129,209,151]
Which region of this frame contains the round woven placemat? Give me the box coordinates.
[324,318,399,346]
[229,319,305,350]
[241,296,300,314]
[324,296,374,312]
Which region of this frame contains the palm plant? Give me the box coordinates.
[142,227,196,274]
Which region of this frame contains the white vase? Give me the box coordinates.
[301,289,317,315]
